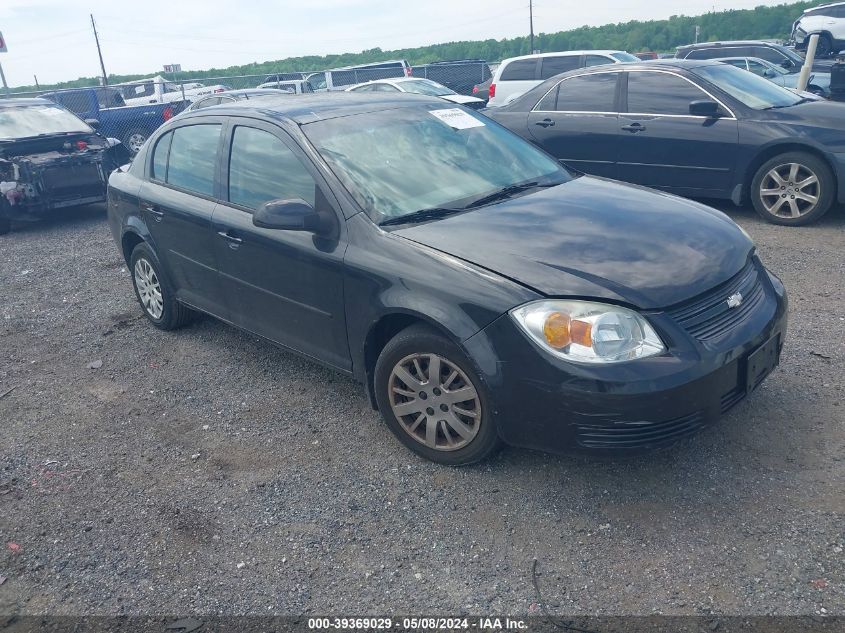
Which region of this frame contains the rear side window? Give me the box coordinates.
[584,55,613,67]
[151,132,172,181]
[164,124,221,196]
[750,46,788,64]
[686,48,720,60]
[500,59,537,81]
[540,55,580,79]
[228,126,316,210]
[627,72,709,115]
[555,73,618,112]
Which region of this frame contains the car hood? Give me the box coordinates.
[394,176,753,309]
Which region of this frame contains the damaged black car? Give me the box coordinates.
[0,98,130,235]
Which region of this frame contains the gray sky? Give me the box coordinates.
[0,0,792,87]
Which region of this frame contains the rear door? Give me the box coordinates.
[527,71,621,177]
[211,121,350,370]
[615,70,738,196]
[137,121,226,316]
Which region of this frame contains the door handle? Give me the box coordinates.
[621,123,646,133]
[534,118,555,128]
[217,230,243,246]
[141,203,164,220]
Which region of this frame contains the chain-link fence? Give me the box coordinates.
[1,60,493,155]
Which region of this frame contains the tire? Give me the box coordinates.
[123,128,149,156]
[374,324,501,465]
[129,242,194,330]
[750,151,835,226]
[815,33,833,58]
[0,217,10,236]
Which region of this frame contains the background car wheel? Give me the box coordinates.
[750,151,835,226]
[0,218,10,235]
[129,242,194,330]
[123,129,149,156]
[374,324,501,465]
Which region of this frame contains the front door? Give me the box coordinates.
[616,70,739,197]
[211,122,351,371]
[138,123,225,316]
[528,71,620,178]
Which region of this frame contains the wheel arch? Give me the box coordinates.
[741,142,837,203]
[361,310,464,410]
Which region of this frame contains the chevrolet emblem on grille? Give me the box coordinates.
[726,292,743,309]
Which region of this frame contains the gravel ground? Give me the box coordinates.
[1,201,844,617]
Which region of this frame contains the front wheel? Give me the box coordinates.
[374,324,501,465]
[750,152,835,226]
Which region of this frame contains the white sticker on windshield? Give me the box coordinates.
[429,108,485,129]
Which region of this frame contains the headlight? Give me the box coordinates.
[510,300,665,364]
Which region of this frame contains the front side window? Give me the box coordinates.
[228,126,316,210]
[164,124,221,196]
[555,73,618,112]
[500,59,537,81]
[303,105,569,222]
[540,55,580,78]
[627,71,709,115]
[751,46,789,65]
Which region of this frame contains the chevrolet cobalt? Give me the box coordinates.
[107,94,787,465]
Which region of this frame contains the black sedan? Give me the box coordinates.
[0,98,130,235]
[107,93,787,464]
[485,59,845,226]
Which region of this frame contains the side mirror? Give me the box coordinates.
[253,198,322,232]
[763,69,776,78]
[689,99,721,117]
[85,118,101,129]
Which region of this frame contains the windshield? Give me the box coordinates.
[399,79,455,96]
[0,104,92,139]
[304,105,569,222]
[695,63,801,109]
[611,52,640,62]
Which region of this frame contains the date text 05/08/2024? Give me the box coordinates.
[307,617,529,630]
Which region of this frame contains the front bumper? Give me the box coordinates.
[463,259,788,454]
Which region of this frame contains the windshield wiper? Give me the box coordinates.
[464,181,558,209]
[763,97,814,110]
[379,206,465,227]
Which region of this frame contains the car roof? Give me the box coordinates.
[501,50,628,64]
[178,91,442,125]
[215,89,285,96]
[0,97,54,108]
[805,1,845,10]
[677,40,785,50]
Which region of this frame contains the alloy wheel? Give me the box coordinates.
[388,353,481,451]
[759,162,820,219]
[134,258,164,319]
[127,133,147,154]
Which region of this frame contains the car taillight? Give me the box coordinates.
[163,106,174,121]
[76,140,88,151]
[472,85,478,93]
[489,83,496,98]
[405,67,412,76]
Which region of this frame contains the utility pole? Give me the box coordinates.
[529,0,535,53]
[90,14,108,86]
[33,75,40,89]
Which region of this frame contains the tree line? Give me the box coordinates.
[12,1,816,92]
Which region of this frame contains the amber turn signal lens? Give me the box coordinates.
[543,312,571,349]
[570,319,592,347]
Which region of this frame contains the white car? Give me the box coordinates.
[346,78,486,108]
[116,75,230,106]
[255,79,314,94]
[792,2,845,57]
[486,50,638,108]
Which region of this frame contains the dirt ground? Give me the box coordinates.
[1,201,843,617]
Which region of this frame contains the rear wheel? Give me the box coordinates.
[129,242,194,330]
[123,128,149,155]
[750,152,835,226]
[374,324,501,465]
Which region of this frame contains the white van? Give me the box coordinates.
[486,51,638,107]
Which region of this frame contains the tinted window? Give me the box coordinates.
[540,55,580,79]
[750,46,788,64]
[228,127,316,210]
[535,86,558,110]
[166,124,221,196]
[151,132,172,181]
[627,72,708,115]
[501,59,537,80]
[555,73,618,111]
[723,59,749,70]
[584,54,613,67]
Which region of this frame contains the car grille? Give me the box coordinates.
[667,260,766,343]
[575,411,705,449]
